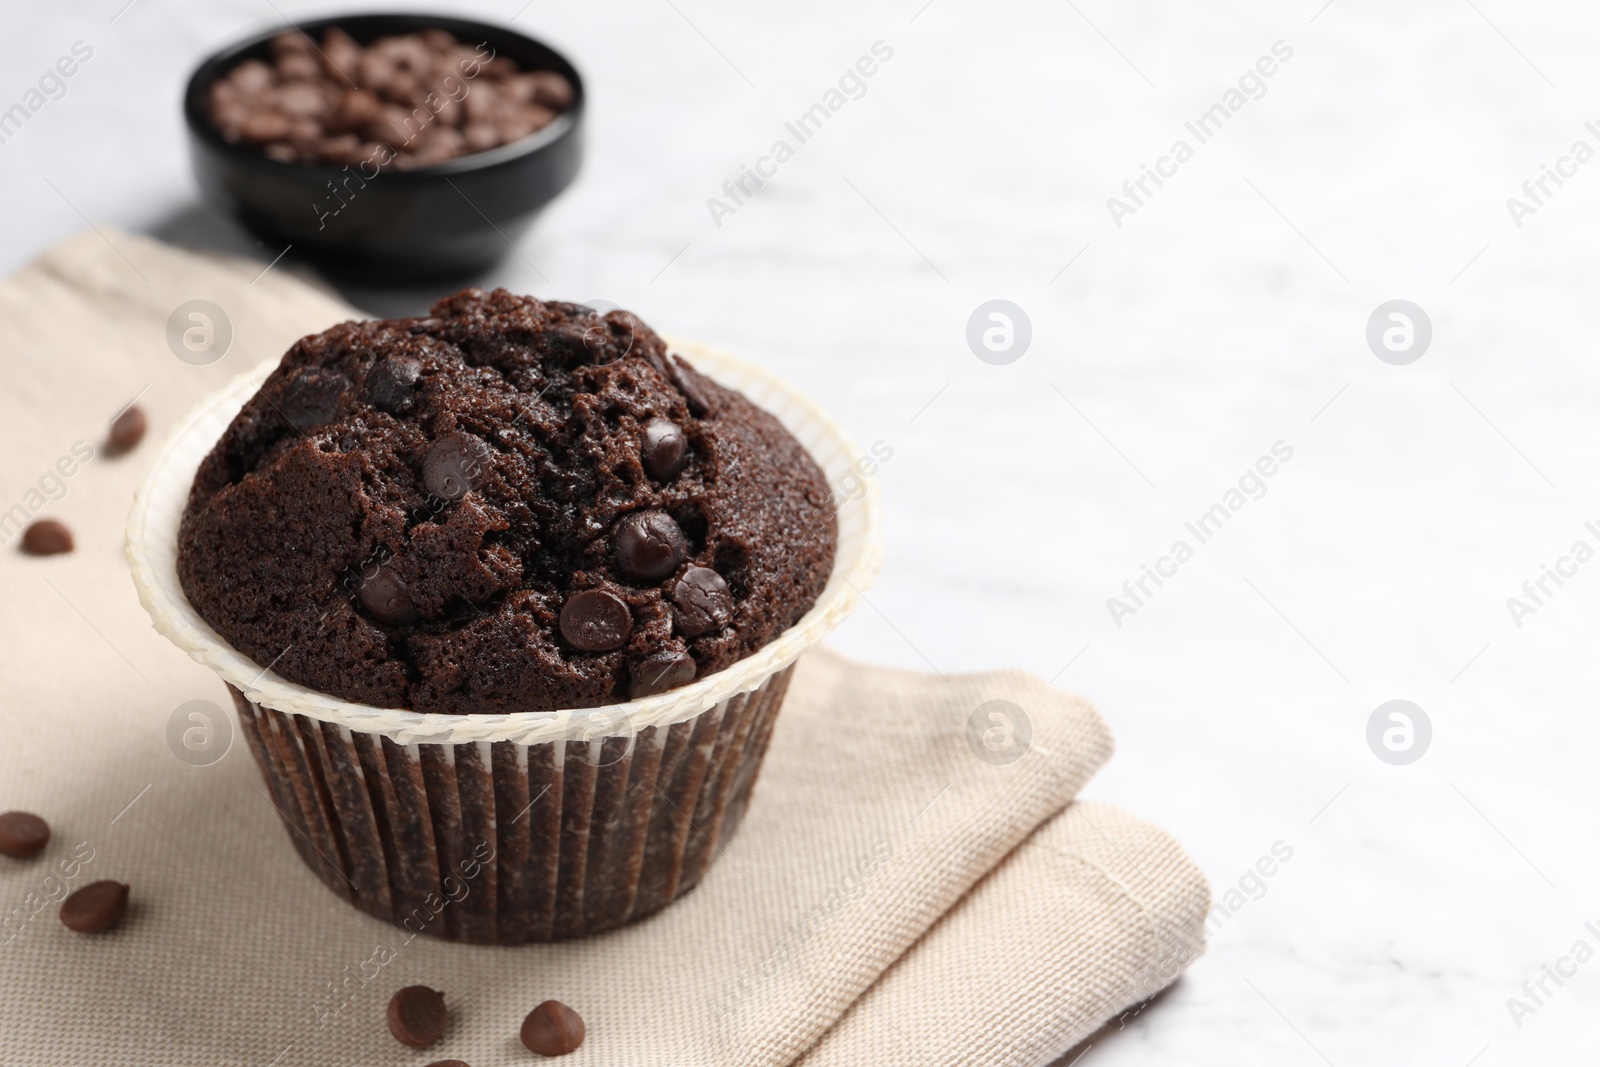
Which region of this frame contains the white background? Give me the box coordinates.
[3,0,1599,1063]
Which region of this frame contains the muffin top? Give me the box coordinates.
[176,289,836,714]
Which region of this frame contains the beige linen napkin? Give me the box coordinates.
[0,231,1208,1066]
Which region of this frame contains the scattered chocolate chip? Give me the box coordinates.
[21,519,73,556]
[424,1061,470,1067]
[560,589,633,652]
[520,1000,585,1056]
[359,565,417,625]
[667,355,716,417]
[630,650,696,698]
[640,418,688,482]
[0,811,50,859]
[614,511,687,584]
[365,356,422,414]
[280,370,347,429]
[423,432,492,501]
[387,985,448,1049]
[107,405,148,454]
[60,880,129,933]
[671,567,733,637]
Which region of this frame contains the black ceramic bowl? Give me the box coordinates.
[183,13,583,280]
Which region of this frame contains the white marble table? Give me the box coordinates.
[3,0,1597,1062]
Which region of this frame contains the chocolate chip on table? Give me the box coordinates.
[365,355,422,414]
[423,432,492,501]
[107,404,148,454]
[387,985,448,1049]
[20,519,73,556]
[560,589,632,652]
[60,880,129,934]
[359,566,417,625]
[640,418,688,482]
[671,567,733,637]
[520,1000,586,1057]
[614,511,687,584]
[0,811,50,859]
[424,1061,470,1067]
[630,650,697,698]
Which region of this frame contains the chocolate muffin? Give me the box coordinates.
[176,289,835,714]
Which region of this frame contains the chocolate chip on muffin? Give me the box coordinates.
[640,417,688,482]
[422,432,493,501]
[358,565,418,625]
[615,510,688,584]
[671,566,733,637]
[559,588,632,652]
[631,650,697,698]
[365,355,422,414]
[176,290,835,714]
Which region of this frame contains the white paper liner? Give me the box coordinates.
[127,336,882,746]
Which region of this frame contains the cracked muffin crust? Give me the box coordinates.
[176,288,836,713]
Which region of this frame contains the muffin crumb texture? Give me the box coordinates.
[177,289,835,713]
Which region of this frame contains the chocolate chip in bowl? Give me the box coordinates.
[183,14,584,280]
[207,27,575,170]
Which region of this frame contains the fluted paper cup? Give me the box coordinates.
[127,338,882,943]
